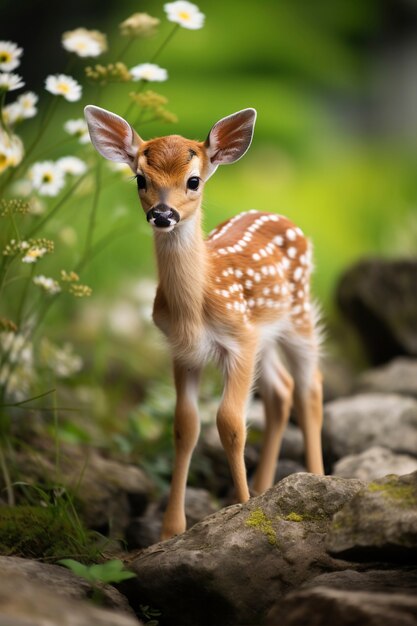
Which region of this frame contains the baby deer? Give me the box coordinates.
[85,105,324,539]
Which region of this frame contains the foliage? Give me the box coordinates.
[58,558,137,584]
[59,557,136,605]
[0,501,98,560]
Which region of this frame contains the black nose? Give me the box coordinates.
[147,204,180,227]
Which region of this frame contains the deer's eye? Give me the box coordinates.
[136,174,147,191]
[187,176,200,191]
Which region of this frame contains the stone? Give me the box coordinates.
[12,441,153,536]
[336,258,417,364]
[302,568,417,595]
[323,393,417,462]
[126,487,219,549]
[274,459,306,482]
[327,471,417,560]
[333,447,417,481]
[0,570,141,626]
[356,358,417,398]
[124,473,363,626]
[268,587,417,626]
[0,556,134,613]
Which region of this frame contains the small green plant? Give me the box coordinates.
[59,558,136,604]
[140,604,162,626]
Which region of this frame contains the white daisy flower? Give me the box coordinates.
[30,161,66,196]
[0,72,25,92]
[22,247,47,264]
[0,41,23,72]
[130,63,168,82]
[64,118,91,144]
[56,156,87,176]
[3,92,38,125]
[164,1,205,29]
[33,275,61,295]
[45,74,82,102]
[17,91,38,117]
[3,102,21,125]
[0,129,24,173]
[62,28,107,58]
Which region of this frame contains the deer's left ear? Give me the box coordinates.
[204,108,256,178]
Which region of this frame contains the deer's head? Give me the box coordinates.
[84,105,256,232]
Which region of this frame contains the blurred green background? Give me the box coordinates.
[3,0,416,308]
[1,0,417,432]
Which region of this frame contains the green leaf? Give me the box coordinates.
[58,559,91,579]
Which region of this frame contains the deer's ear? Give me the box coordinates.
[84,105,143,172]
[204,108,256,178]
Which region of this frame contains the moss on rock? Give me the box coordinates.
[245,508,278,546]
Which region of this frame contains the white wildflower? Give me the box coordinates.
[130,63,168,82]
[0,72,25,92]
[62,28,107,58]
[3,91,38,125]
[119,13,160,37]
[0,41,23,72]
[164,1,205,29]
[45,74,82,102]
[64,118,91,144]
[33,275,61,295]
[56,156,87,176]
[22,247,47,264]
[30,161,66,196]
[0,128,24,173]
[40,338,83,378]
[0,332,34,401]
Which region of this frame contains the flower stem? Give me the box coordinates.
[81,156,102,264]
[0,439,14,505]
[27,172,88,239]
[124,24,180,120]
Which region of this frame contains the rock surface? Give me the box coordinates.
[0,570,141,626]
[336,258,417,364]
[327,471,417,560]
[356,357,417,398]
[124,473,364,626]
[13,442,153,535]
[323,393,417,461]
[0,556,133,612]
[333,446,417,481]
[301,568,417,595]
[268,587,417,626]
[126,487,220,549]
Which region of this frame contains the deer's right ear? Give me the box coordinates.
[84,105,143,172]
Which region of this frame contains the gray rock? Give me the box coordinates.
[268,587,417,626]
[127,487,220,549]
[274,459,306,482]
[0,556,134,613]
[327,471,417,560]
[302,568,417,595]
[336,258,417,364]
[333,447,417,481]
[125,473,363,626]
[357,358,417,398]
[13,442,153,536]
[0,570,141,626]
[323,393,417,461]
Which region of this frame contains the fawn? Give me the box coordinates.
[84,105,324,539]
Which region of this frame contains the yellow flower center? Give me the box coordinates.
[76,41,87,51]
[0,52,12,63]
[42,173,53,183]
[57,82,70,94]
[179,11,191,20]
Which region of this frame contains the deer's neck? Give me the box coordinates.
[154,211,208,337]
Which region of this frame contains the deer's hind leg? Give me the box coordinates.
[252,346,294,495]
[280,328,324,475]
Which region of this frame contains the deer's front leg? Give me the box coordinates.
[216,343,257,503]
[161,361,201,540]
